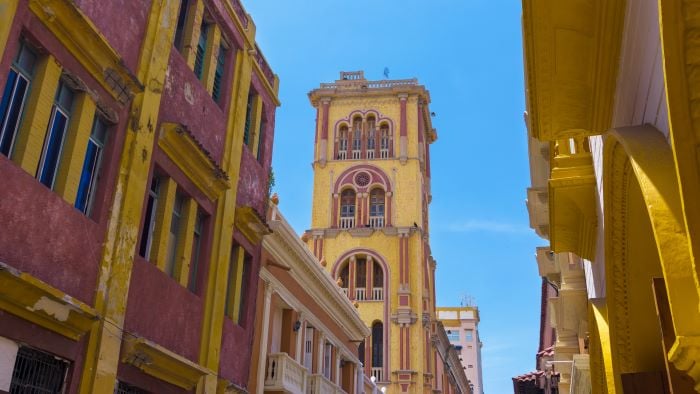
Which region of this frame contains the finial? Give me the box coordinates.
[270,193,279,205]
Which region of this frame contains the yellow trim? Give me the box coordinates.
[28,0,142,103]
[13,55,61,175]
[198,46,253,393]
[225,246,245,323]
[605,126,700,387]
[250,93,263,158]
[589,299,618,394]
[78,0,181,391]
[0,262,98,340]
[158,122,230,201]
[151,176,177,271]
[122,336,210,390]
[0,0,18,57]
[234,205,271,244]
[522,0,625,141]
[54,94,96,204]
[202,24,222,94]
[183,0,205,70]
[175,197,198,287]
[548,138,597,260]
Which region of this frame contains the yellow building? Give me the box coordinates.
[522,0,700,392]
[304,71,441,394]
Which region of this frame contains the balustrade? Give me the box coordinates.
[372,287,383,301]
[371,367,383,382]
[369,216,384,228]
[355,287,367,301]
[264,353,306,394]
[339,217,355,229]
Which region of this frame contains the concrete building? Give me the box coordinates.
[304,71,469,394]
[437,307,483,394]
[0,0,279,392]
[521,0,700,392]
[248,198,376,394]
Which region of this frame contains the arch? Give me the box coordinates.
[333,164,392,194]
[331,110,395,161]
[603,125,700,389]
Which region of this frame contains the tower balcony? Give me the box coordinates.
[339,217,355,229]
[264,353,307,394]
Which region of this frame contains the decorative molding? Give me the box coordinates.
[263,207,369,341]
[235,206,271,244]
[522,0,625,141]
[158,123,230,201]
[28,0,143,103]
[121,336,210,390]
[0,262,98,340]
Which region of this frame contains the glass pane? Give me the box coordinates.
[39,108,68,187]
[75,140,99,213]
[173,0,190,51]
[16,43,37,76]
[55,82,73,113]
[0,70,28,156]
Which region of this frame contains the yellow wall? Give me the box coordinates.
[307,79,437,393]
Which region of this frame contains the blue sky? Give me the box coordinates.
[245,1,543,392]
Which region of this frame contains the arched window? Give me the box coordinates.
[352,117,362,159]
[339,189,356,229]
[366,116,376,159]
[338,125,348,160]
[371,321,383,381]
[355,258,366,300]
[369,188,385,228]
[379,123,391,158]
[339,263,349,294]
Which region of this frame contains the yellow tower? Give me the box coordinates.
[305,71,438,394]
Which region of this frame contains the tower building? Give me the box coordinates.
[305,71,440,393]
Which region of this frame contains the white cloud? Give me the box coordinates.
[443,219,530,234]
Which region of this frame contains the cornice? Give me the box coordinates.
[263,207,369,341]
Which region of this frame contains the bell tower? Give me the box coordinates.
[304,71,439,393]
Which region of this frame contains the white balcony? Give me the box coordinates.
[265,353,307,394]
[307,373,344,394]
[337,150,347,160]
[368,216,384,228]
[380,148,389,158]
[371,367,383,382]
[339,217,355,229]
[367,150,375,159]
[352,150,362,159]
[355,287,367,301]
[372,288,383,301]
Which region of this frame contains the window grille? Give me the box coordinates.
[10,346,69,394]
[212,44,226,102]
[115,381,148,394]
[194,22,208,80]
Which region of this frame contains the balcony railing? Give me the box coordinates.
[380,148,389,158]
[351,150,362,159]
[339,217,355,229]
[337,150,347,160]
[372,288,383,301]
[371,367,383,382]
[355,287,367,301]
[307,373,344,394]
[265,353,307,394]
[369,216,384,228]
[367,150,375,159]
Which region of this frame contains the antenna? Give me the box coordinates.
[383,67,390,79]
[460,293,475,307]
